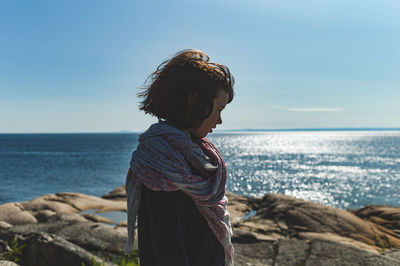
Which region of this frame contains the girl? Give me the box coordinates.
[125,49,235,266]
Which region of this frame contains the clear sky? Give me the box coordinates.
[1,0,399,133]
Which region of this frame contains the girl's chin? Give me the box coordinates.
[191,132,208,139]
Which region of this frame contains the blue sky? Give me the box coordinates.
[1,0,399,133]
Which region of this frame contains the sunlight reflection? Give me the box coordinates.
[210,131,400,209]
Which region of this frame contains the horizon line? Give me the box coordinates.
[1,127,400,134]
[219,127,400,132]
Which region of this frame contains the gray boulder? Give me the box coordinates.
[232,231,400,266]
[0,220,128,257]
[2,232,109,266]
[0,261,19,266]
[101,185,127,201]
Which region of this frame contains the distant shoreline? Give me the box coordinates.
[1,127,400,134]
[219,127,400,132]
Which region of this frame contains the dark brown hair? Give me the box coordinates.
[138,49,234,129]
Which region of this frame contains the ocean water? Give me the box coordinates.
[0,131,399,209]
[0,133,136,204]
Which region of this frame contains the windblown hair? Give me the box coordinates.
[138,49,234,129]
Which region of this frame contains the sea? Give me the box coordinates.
[1,131,399,210]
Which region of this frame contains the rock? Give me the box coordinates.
[0,221,12,230]
[233,218,282,241]
[32,210,56,223]
[81,214,114,224]
[17,192,127,216]
[0,220,129,257]
[0,203,37,225]
[0,260,19,266]
[1,232,109,266]
[101,185,127,201]
[226,192,282,241]
[47,212,88,223]
[232,231,276,265]
[382,249,400,261]
[2,186,400,265]
[115,221,127,228]
[351,205,400,233]
[226,191,257,222]
[305,239,400,266]
[274,238,310,265]
[0,191,127,228]
[54,192,127,213]
[297,232,379,254]
[232,237,400,266]
[20,194,78,213]
[251,193,400,251]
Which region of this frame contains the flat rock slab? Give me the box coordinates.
[0,203,37,225]
[233,240,275,265]
[0,192,127,229]
[20,194,79,213]
[382,249,400,261]
[297,232,379,254]
[0,220,129,256]
[2,232,110,266]
[101,185,127,201]
[352,205,400,233]
[305,239,400,266]
[0,261,19,266]
[0,221,12,230]
[252,193,400,251]
[54,192,127,213]
[19,192,126,214]
[232,237,400,266]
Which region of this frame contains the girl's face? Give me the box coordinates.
[189,89,230,139]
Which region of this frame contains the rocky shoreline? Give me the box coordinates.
[1,186,400,265]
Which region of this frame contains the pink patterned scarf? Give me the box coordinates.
[125,122,233,265]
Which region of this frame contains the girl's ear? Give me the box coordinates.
[184,92,198,130]
[186,92,198,111]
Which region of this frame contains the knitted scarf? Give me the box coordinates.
[125,122,233,265]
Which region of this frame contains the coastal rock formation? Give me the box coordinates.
[241,193,400,252]
[1,186,400,265]
[229,193,400,264]
[0,192,127,229]
[101,185,127,201]
[0,221,128,260]
[0,204,37,226]
[20,192,127,214]
[0,260,19,266]
[351,205,400,234]
[3,232,108,266]
[232,231,400,266]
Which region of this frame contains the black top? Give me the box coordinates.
[138,185,225,266]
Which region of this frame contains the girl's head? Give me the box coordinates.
[139,49,234,138]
